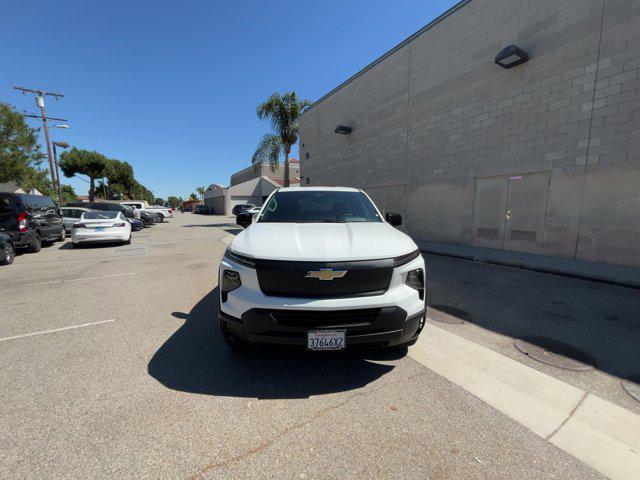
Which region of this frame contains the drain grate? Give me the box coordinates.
[621,379,640,403]
[428,306,465,325]
[514,338,594,371]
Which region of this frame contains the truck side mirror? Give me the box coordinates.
[385,212,402,227]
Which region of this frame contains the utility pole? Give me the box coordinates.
[14,86,64,196]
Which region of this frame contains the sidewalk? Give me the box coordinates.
[410,322,640,480]
[419,241,640,289]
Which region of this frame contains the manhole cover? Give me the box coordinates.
[621,379,640,403]
[428,307,465,325]
[514,339,594,371]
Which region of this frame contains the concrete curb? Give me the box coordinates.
[410,323,640,480]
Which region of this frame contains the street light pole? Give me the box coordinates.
[52,141,69,206]
[38,96,57,190]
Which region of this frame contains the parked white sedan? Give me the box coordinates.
[71,211,132,247]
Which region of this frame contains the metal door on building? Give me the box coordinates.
[472,173,549,254]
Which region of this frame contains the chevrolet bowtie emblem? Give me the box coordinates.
[305,269,348,281]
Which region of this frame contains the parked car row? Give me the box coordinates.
[0,193,170,264]
[235,205,262,228]
[193,205,210,215]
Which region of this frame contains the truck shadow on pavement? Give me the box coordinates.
[147,288,400,399]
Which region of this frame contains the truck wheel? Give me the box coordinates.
[1,243,14,265]
[28,233,41,253]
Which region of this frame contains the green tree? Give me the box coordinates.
[95,159,135,200]
[196,186,205,200]
[167,196,182,208]
[60,184,78,204]
[59,148,109,202]
[153,197,165,206]
[189,192,197,201]
[253,91,310,187]
[0,102,46,186]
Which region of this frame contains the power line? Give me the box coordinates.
[13,85,63,99]
[21,113,68,122]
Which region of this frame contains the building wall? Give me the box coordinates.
[230,162,300,186]
[299,0,640,268]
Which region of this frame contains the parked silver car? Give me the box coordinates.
[60,207,93,233]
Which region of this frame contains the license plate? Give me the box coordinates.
[307,330,346,351]
[95,227,105,232]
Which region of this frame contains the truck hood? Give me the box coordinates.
[230,222,418,262]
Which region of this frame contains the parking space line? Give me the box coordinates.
[1,272,137,289]
[0,319,116,343]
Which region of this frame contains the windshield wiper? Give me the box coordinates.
[323,219,347,223]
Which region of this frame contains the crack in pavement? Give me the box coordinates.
[187,369,428,479]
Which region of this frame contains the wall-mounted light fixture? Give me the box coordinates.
[495,45,529,69]
[334,125,353,134]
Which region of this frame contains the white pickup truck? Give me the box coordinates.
[120,201,173,222]
[218,186,426,351]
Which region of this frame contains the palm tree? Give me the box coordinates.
[196,186,205,200]
[252,91,310,187]
[189,192,197,201]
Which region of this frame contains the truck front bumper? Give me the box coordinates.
[219,306,426,349]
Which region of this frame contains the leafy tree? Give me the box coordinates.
[153,197,165,206]
[0,102,46,186]
[60,184,78,204]
[189,192,197,201]
[196,186,205,200]
[167,196,182,208]
[94,159,136,200]
[0,102,78,205]
[130,180,154,204]
[252,134,282,172]
[59,148,109,202]
[253,92,310,187]
[106,159,135,190]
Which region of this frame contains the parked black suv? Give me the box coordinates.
[0,193,65,253]
[232,203,255,216]
[67,201,156,227]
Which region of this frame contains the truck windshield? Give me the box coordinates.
[259,191,382,223]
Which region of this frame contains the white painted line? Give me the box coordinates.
[221,235,235,245]
[0,319,116,343]
[65,273,136,283]
[409,323,640,480]
[1,272,136,289]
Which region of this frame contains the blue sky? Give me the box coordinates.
[1,0,457,200]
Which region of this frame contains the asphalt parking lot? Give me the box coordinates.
[1,213,637,479]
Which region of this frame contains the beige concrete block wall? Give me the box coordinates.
[231,163,300,186]
[299,0,640,268]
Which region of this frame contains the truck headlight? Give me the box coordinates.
[406,269,424,300]
[221,270,241,302]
